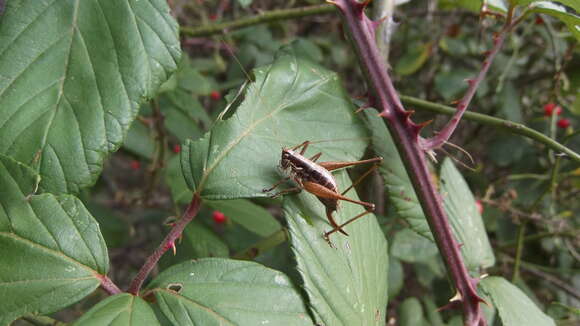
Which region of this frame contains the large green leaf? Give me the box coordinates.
[73,294,160,326]
[364,111,432,240]
[146,258,313,325]
[0,0,181,194]
[480,276,556,326]
[205,199,281,237]
[181,47,369,199]
[284,171,389,326]
[440,158,495,271]
[0,155,109,325]
[526,1,580,41]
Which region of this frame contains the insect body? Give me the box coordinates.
[264,141,382,240]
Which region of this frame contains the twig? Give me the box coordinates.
[128,195,202,294]
[498,230,579,249]
[232,229,288,260]
[399,95,580,163]
[420,6,517,151]
[180,4,335,37]
[331,1,486,324]
[502,253,580,301]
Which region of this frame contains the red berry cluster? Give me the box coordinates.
[543,103,571,129]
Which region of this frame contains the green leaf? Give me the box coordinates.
[165,155,194,205]
[422,296,446,326]
[292,38,324,63]
[440,158,495,270]
[395,43,431,76]
[0,0,181,194]
[87,203,130,249]
[526,1,580,41]
[391,229,438,263]
[181,46,369,199]
[161,92,209,141]
[237,0,254,8]
[499,82,523,123]
[480,276,556,326]
[515,0,580,13]
[398,297,425,326]
[147,258,313,325]
[159,220,229,270]
[440,0,508,13]
[364,111,432,240]
[205,199,281,237]
[435,69,474,101]
[73,294,160,326]
[0,154,109,325]
[123,121,156,160]
[284,171,389,326]
[388,256,404,299]
[182,221,229,258]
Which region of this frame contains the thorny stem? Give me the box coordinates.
[98,274,122,295]
[420,6,517,151]
[128,195,202,294]
[501,254,580,301]
[180,4,335,37]
[331,0,495,324]
[399,95,580,163]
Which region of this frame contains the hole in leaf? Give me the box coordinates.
[167,283,183,293]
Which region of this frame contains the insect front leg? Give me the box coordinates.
[268,186,302,198]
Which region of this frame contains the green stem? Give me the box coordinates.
[511,221,527,282]
[20,316,66,326]
[399,95,580,163]
[232,229,288,260]
[181,4,335,37]
[499,229,579,249]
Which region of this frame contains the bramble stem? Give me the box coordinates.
[399,95,580,163]
[181,4,335,37]
[128,195,202,294]
[332,0,486,324]
[420,7,516,151]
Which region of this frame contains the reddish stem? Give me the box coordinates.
[128,195,202,294]
[97,274,122,295]
[331,0,492,324]
[421,12,515,150]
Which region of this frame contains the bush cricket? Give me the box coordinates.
[263,141,382,241]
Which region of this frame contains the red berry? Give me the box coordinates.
[209,14,218,21]
[543,103,562,117]
[130,160,140,170]
[212,210,227,224]
[172,144,181,154]
[557,118,571,129]
[210,90,221,101]
[535,16,544,25]
[475,200,484,215]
